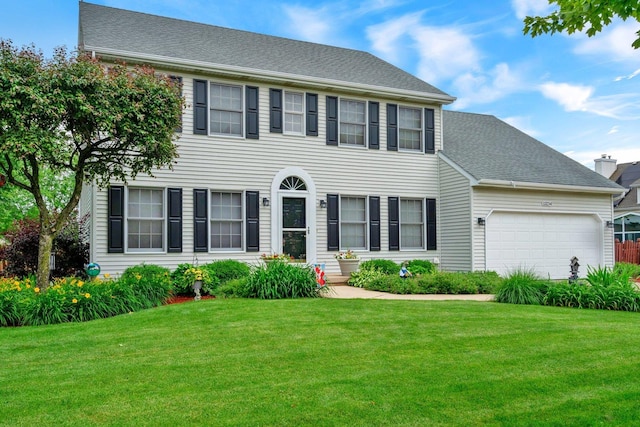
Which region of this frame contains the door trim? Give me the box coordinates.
[270,167,317,263]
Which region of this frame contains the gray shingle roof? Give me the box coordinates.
[441,110,622,190]
[78,2,452,100]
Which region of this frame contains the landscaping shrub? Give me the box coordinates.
[0,217,89,279]
[586,265,628,288]
[348,268,386,288]
[216,277,250,298]
[119,264,172,308]
[205,259,250,284]
[406,259,435,275]
[614,262,640,280]
[243,261,325,299]
[468,271,503,294]
[494,268,546,305]
[360,259,399,275]
[543,279,640,311]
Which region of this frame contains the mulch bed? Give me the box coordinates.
[165,295,215,305]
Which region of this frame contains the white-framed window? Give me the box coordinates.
[210,83,243,137]
[210,191,243,250]
[400,198,424,249]
[340,196,367,249]
[399,106,422,151]
[284,91,304,135]
[340,99,366,146]
[126,187,165,252]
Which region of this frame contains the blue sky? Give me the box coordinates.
[2,0,639,168]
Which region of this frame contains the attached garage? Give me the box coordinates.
[485,211,602,279]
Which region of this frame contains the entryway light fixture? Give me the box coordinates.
[477,217,486,226]
[606,220,614,229]
[319,199,327,208]
[262,197,270,207]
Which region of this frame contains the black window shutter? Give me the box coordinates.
[326,96,338,146]
[388,196,399,251]
[387,104,398,151]
[193,189,208,252]
[425,108,435,154]
[306,93,318,136]
[167,188,183,253]
[369,196,380,251]
[193,79,208,135]
[368,101,379,149]
[270,89,282,133]
[426,198,437,250]
[108,186,124,253]
[246,191,260,252]
[327,194,339,251]
[246,86,259,139]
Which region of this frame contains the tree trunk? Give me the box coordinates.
[36,231,53,291]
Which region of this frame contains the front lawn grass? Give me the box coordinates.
[1,299,640,426]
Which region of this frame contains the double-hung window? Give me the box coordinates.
[398,107,422,151]
[284,91,304,135]
[127,188,165,252]
[340,99,366,146]
[340,196,367,249]
[400,198,424,249]
[209,83,243,137]
[210,191,243,250]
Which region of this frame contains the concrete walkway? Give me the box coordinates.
[325,285,494,301]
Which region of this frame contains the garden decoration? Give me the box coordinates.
[569,256,579,283]
[335,250,360,276]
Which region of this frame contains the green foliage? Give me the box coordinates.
[406,259,435,275]
[170,263,220,296]
[348,268,386,288]
[614,262,640,280]
[468,270,503,294]
[243,261,325,299]
[360,259,399,275]
[0,40,184,291]
[586,265,629,287]
[495,268,546,305]
[543,280,640,311]
[119,264,172,309]
[203,259,249,284]
[215,277,250,298]
[359,270,498,295]
[523,0,640,49]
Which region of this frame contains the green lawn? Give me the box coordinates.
[1,299,639,426]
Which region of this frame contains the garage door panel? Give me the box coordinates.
[486,212,602,279]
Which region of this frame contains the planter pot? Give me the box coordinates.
[192,280,203,301]
[338,259,360,276]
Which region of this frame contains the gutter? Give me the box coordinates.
[82,45,457,105]
[475,179,625,195]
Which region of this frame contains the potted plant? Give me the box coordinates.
[335,250,360,276]
[184,266,208,300]
[260,253,291,264]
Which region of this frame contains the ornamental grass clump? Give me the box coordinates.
[244,261,325,299]
[119,264,172,308]
[495,267,546,305]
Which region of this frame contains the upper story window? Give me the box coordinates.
[398,107,422,151]
[284,91,304,135]
[339,99,366,147]
[210,83,243,137]
[127,188,165,252]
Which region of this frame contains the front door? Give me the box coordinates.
[282,197,306,261]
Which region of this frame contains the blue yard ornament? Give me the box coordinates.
[86,262,101,278]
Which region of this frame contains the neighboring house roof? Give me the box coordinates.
[608,162,640,209]
[78,2,454,103]
[440,110,623,193]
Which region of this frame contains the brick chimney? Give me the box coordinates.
[594,154,617,178]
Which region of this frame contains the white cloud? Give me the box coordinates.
[573,20,640,64]
[539,82,640,119]
[502,115,541,138]
[511,0,553,20]
[539,82,593,112]
[366,12,424,63]
[614,69,640,81]
[282,5,332,43]
[608,126,620,135]
[452,63,525,108]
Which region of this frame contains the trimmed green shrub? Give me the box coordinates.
[360,259,399,275]
[120,264,172,308]
[243,261,326,299]
[215,277,250,298]
[204,259,249,284]
[406,259,435,275]
[468,271,503,294]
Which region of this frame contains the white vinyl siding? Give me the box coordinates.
[210,83,243,136]
[400,199,424,249]
[340,196,367,249]
[127,188,164,252]
[284,91,304,135]
[210,191,243,250]
[399,107,422,151]
[340,99,366,146]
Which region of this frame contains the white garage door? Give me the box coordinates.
[486,212,602,279]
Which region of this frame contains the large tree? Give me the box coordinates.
[0,41,183,290]
[523,0,640,49]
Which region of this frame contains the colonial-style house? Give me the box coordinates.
[78,2,622,279]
